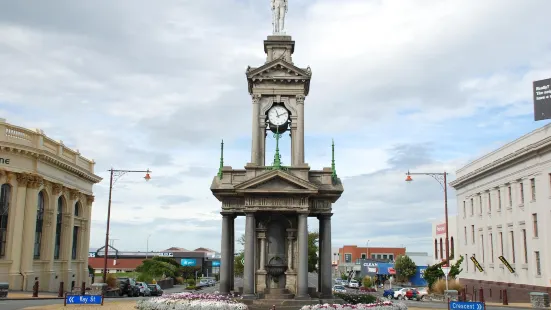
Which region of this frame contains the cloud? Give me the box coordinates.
[1,0,550,253]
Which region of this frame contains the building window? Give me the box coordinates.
[72,226,79,260]
[464,227,467,245]
[471,225,475,244]
[508,186,512,207]
[371,254,376,259]
[434,239,438,259]
[34,191,45,259]
[382,254,388,259]
[389,254,394,261]
[463,201,466,217]
[472,254,476,271]
[490,233,494,263]
[532,213,538,238]
[0,184,11,258]
[74,202,80,217]
[465,254,468,271]
[522,229,528,264]
[499,232,504,256]
[497,189,501,210]
[376,254,382,259]
[479,195,483,214]
[535,251,541,276]
[530,178,536,201]
[520,182,524,204]
[344,254,352,263]
[451,237,455,258]
[510,231,515,263]
[481,235,485,262]
[488,193,491,212]
[439,238,443,259]
[54,197,63,260]
[361,253,366,259]
[470,198,474,215]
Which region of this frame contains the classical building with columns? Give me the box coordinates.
[210,33,343,301]
[0,118,102,292]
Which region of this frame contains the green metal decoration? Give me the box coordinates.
[266,127,289,171]
[217,140,224,179]
[331,139,338,181]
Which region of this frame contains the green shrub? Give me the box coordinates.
[362,276,373,288]
[136,273,153,284]
[186,279,196,286]
[334,292,377,304]
[175,277,184,284]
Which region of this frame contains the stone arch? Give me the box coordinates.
[439,238,443,260]
[450,237,455,258]
[434,239,438,259]
[34,189,48,259]
[74,200,82,217]
[260,96,297,116]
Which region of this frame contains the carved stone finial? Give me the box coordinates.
[306,66,311,76]
[296,95,305,105]
[86,195,95,204]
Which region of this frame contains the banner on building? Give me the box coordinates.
[470,256,484,272]
[435,223,446,235]
[533,78,551,121]
[498,256,515,274]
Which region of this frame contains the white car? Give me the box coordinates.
[349,280,359,288]
[136,282,151,296]
[393,287,410,300]
[333,285,347,293]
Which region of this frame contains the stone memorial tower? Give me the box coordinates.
[211,2,343,300]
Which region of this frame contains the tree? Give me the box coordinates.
[234,251,244,277]
[394,255,417,282]
[136,257,178,279]
[423,256,464,291]
[308,231,319,272]
[180,266,201,279]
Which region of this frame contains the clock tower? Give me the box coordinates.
[211,33,343,303]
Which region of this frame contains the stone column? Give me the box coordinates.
[251,94,261,165]
[8,174,29,289]
[243,212,256,299]
[44,189,59,291]
[229,215,235,292]
[260,122,266,166]
[318,216,324,293]
[258,231,266,271]
[296,213,309,299]
[320,214,333,298]
[296,95,305,164]
[286,230,295,271]
[63,191,78,289]
[219,214,232,295]
[20,185,40,291]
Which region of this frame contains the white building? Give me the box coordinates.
[449,122,551,303]
[430,215,458,265]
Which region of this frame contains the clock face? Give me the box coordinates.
[268,106,289,126]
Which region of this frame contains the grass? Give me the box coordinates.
[24,301,136,310]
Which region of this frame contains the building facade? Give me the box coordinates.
[336,245,406,277]
[431,215,458,264]
[450,123,551,302]
[0,119,101,291]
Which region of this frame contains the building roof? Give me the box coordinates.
[88,258,144,270]
[194,247,216,252]
[163,247,189,252]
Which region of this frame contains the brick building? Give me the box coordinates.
[335,245,406,277]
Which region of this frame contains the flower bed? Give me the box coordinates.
[136,292,248,310]
[300,301,407,310]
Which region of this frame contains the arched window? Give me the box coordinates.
[34,191,45,259]
[434,239,438,259]
[439,238,443,260]
[0,184,12,257]
[74,202,80,217]
[450,237,455,258]
[54,196,63,259]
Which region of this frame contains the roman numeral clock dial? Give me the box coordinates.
[267,105,289,133]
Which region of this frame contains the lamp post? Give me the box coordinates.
[405,170,450,264]
[102,168,152,284]
[146,234,152,259]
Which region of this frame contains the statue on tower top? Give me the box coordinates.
[271,0,288,34]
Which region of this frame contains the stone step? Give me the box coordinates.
[267,288,290,294]
[263,293,295,299]
[252,299,316,307]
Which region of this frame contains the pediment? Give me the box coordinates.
[234,170,318,193]
[247,59,311,82]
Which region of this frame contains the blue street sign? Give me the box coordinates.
[449,301,484,310]
[66,294,103,305]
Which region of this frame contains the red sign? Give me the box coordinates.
[388,267,396,275]
[435,223,446,235]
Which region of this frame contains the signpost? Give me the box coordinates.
[441,265,451,291]
[533,78,551,121]
[449,301,484,310]
[64,294,103,306]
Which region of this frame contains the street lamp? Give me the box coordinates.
[102,168,152,284]
[405,170,450,264]
[146,234,152,259]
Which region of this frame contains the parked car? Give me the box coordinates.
[136,282,151,296]
[198,279,210,287]
[117,277,140,297]
[417,287,428,300]
[392,287,409,299]
[349,280,359,288]
[333,285,347,293]
[148,284,163,296]
[383,289,394,299]
[405,288,420,301]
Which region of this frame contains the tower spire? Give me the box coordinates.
[217,140,224,179]
[331,139,337,181]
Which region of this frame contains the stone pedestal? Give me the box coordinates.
[284,270,297,294]
[530,292,550,308]
[256,271,267,294]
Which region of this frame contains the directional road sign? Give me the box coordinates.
[449,301,484,310]
[66,295,103,305]
[441,266,451,276]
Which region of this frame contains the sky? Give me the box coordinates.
[1,0,551,254]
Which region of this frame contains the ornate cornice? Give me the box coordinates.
[0,145,102,183]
